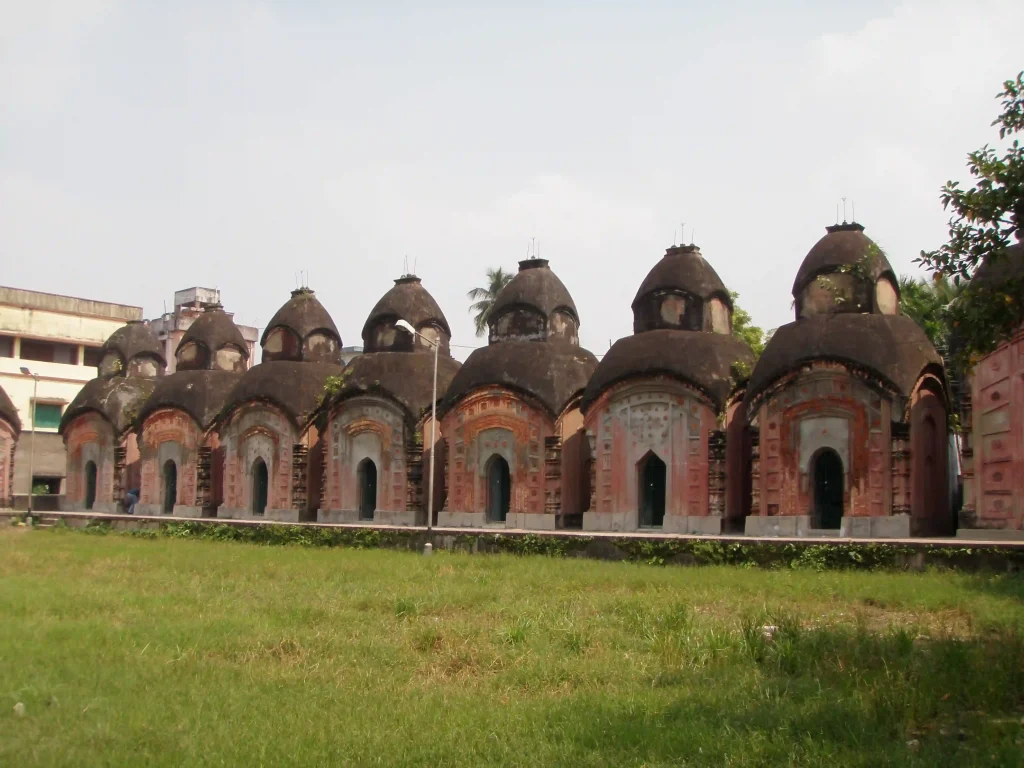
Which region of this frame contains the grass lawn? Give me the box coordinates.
[1,527,1023,766]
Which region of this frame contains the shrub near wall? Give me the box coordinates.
[58,518,1024,573]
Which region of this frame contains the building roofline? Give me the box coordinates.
[0,286,143,321]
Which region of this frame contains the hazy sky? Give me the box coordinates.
[2,0,1021,360]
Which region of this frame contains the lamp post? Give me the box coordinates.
[395,319,438,556]
[19,367,38,523]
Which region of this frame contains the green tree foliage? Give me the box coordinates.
[897,274,961,349]
[467,267,514,337]
[730,291,768,358]
[918,72,1024,365]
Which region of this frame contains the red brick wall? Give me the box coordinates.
[442,387,551,517]
[64,412,117,507]
[754,367,891,520]
[138,409,203,507]
[220,404,297,512]
[910,377,951,535]
[583,378,715,523]
[967,331,1024,530]
[323,397,407,513]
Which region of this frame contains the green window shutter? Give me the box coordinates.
[34,403,63,429]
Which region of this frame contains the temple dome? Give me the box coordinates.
[261,288,342,364]
[441,341,597,418]
[361,275,452,355]
[582,330,754,414]
[220,361,345,428]
[970,240,1024,292]
[0,383,21,434]
[176,305,249,372]
[488,258,580,344]
[138,370,242,430]
[792,222,899,318]
[325,351,462,422]
[632,244,733,334]
[60,376,159,435]
[98,321,166,379]
[744,313,943,415]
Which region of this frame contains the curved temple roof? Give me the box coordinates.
[441,341,597,418]
[791,222,897,298]
[178,306,249,361]
[632,244,730,308]
[220,361,345,428]
[326,352,461,421]
[261,288,341,346]
[489,258,579,326]
[361,275,452,345]
[60,376,159,435]
[582,330,754,413]
[744,313,943,412]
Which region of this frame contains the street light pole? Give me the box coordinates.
[19,367,38,522]
[395,320,438,556]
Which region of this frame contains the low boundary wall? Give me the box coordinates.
[3,509,1023,572]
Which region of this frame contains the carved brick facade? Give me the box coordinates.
[217,404,320,522]
[320,396,417,525]
[136,408,213,517]
[959,330,1024,534]
[63,412,122,513]
[438,387,576,529]
[582,379,723,533]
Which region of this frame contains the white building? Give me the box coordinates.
[0,287,141,503]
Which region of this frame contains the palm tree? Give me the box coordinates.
[467,267,514,337]
[898,274,963,349]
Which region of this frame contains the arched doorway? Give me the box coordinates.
[638,452,666,528]
[252,459,268,516]
[84,461,97,510]
[812,449,843,529]
[358,458,377,521]
[486,455,510,523]
[162,460,177,514]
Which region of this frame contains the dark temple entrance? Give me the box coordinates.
[639,453,666,528]
[358,458,377,521]
[162,460,177,514]
[252,459,268,516]
[84,461,97,510]
[812,449,844,529]
[486,455,510,523]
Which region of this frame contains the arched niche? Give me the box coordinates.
[708,297,731,334]
[99,351,123,378]
[800,273,871,317]
[129,356,162,378]
[490,307,546,343]
[303,331,339,363]
[875,277,898,315]
[176,341,208,371]
[215,346,246,373]
[262,327,301,361]
[549,311,578,344]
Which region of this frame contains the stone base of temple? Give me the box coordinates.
[435,511,558,530]
[845,515,911,538]
[582,512,722,535]
[218,507,300,523]
[957,528,1024,541]
[133,503,207,518]
[744,514,911,538]
[319,508,419,526]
